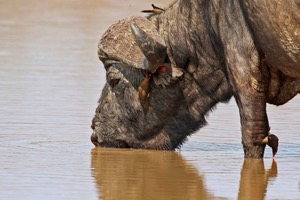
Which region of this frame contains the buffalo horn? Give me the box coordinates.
[130,23,167,73]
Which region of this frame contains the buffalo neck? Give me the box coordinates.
[151,0,233,122]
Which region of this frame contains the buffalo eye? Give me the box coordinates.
[108,77,120,88]
[107,68,122,88]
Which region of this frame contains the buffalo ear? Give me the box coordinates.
[130,23,167,73]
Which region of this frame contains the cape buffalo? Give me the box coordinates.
[91,0,300,158]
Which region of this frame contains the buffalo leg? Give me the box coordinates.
[228,48,270,158]
[225,49,270,158]
[217,0,271,158]
[230,71,269,157]
[235,90,269,158]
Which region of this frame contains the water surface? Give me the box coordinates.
[0,0,299,199]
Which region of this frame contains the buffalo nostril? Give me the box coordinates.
[91,132,100,146]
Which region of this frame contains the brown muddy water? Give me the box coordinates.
[0,0,299,199]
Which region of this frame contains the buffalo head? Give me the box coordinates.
[90,17,203,149]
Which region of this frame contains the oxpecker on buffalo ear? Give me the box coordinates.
[130,22,167,73]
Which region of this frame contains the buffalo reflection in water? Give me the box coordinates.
[91,148,277,200]
[91,148,215,200]
[238,159,278,200]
